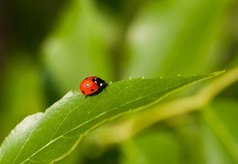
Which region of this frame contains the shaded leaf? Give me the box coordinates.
[120,131,182,164]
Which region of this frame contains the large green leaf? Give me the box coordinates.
[0,71,223,163]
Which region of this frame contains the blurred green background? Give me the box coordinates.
[0,0,238,163]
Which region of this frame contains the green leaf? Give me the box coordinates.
[124,0,232,78]
[0,71,223,163]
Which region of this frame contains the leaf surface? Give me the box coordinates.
[0,71,223,163]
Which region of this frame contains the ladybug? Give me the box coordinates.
[80,76,107,97]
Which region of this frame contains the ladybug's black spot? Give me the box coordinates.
[92,78,96,82]
[82,90,85,94]
[85,78,88,80]
[91,89,94,92]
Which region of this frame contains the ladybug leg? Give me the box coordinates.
[99,86,106,92]
[102,87,106,92]
[85,95,87,99]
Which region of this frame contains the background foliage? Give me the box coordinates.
[0,0,238,163]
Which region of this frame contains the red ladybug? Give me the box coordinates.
[80,76,107,96]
